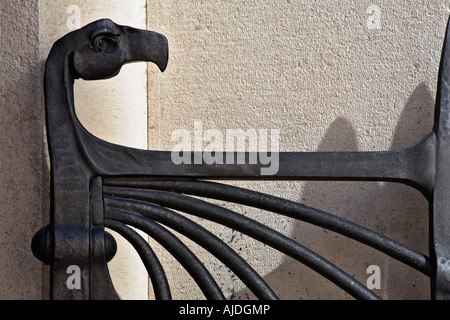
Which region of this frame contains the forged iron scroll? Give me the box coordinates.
[31,17,450,300]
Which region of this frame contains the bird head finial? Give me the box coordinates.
[70,19,168,80]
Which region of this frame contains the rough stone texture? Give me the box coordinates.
[147,1,448,299]
[0,0,44,299]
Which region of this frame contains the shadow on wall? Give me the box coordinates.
[233,82,434,300]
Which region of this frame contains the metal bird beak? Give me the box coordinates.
[121,26,168,72]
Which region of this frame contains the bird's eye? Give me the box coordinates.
[92,34,118,53]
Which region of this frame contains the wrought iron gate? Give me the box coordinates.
[31,17,450,300]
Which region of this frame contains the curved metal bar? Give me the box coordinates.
[103,187,380,300]
[104,196,279,300]
[105,207,226,300]
[104,219,172,300]
[431,17,450,299]
[103,179,431,276]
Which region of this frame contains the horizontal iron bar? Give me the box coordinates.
[85,130,435,196]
